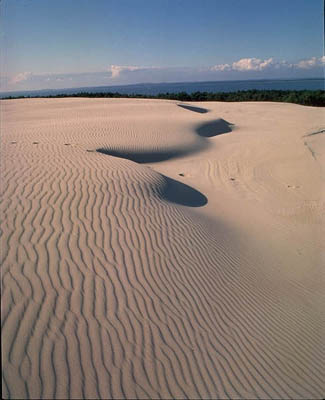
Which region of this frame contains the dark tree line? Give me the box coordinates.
[2,90,325,107]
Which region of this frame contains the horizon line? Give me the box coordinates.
[1,76,324,95]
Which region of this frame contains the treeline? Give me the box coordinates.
[2,89,325,106]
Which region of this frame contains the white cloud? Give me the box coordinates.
[210,57,274,72]
[3,56,323,92]
[296,57,318,69]
[232,57,274,71]
[295,56,325,69]
[109,65,143,79]
[273,60,294,69]
[108,65,162,79]
[210,56,325,73]
[210,63,231,72]
[10,71,33,84]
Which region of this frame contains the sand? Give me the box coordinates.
[1,98,324,399]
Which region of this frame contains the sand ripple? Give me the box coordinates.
[1,99,324,399]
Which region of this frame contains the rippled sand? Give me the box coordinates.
[1,98,324,399]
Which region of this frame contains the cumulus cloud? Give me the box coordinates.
[109,65,144,79]
[3,56,323,92]
[108,65,163,79]
[232,57,274,71]
[10,71,33,84]
[211,57,274,72]
[295,56,324,69]
[210,63,231,72]
[210,56,325,73]
[273,60,294,69]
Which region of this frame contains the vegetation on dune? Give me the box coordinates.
[2,89,325,106]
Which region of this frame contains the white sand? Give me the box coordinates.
[1,98,324,399]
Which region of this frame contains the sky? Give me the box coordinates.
[0,0,324,92]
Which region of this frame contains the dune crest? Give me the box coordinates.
[1,98,324,399]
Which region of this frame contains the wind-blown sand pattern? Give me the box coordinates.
[1,98,324,399]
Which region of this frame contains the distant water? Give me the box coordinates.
[1,78,324,98]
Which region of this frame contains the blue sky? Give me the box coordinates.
[1,0,324,91]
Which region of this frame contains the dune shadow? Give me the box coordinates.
[196,119,234,137]
[96,148,207,206]
[97,140,208,164]
[96,118,233,164]
[161,175,207,207]
[97,148,182,163]
[178,104,209,114]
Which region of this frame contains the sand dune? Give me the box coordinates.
[1,98,324,399]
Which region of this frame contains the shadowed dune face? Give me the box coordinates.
[96,118,233,163]
[196,118,233,137]
[97,147,186,163]
[177,104,209,113]
[96,139,208,163]
[160,175,207,207]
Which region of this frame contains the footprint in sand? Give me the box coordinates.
[32,141,39,144]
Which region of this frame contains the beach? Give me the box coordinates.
[1,98,324,399]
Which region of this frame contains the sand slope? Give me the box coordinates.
[1,98,324,399]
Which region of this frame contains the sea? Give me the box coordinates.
[1,78,324,98]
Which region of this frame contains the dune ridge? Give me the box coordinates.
[1,98,324,399]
